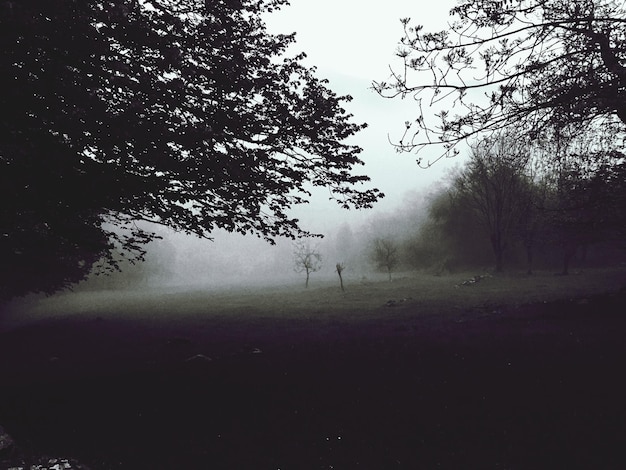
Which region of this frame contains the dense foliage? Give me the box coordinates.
[541,151,626,273]
[0,0,382,298]
[407,144,626,274]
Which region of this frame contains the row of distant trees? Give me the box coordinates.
[387,131,626,276]
[77,133,626,291]
[78,124,626,291]
[291,236,399,289]
[298,128,626,283]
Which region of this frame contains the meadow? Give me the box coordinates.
[1,266,625,469]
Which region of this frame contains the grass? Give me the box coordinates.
[4,266,625,326]
[1,266,625,469]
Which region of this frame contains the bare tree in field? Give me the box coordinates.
[293,240,322,288]
[336,262,345,291]
[371,238,398,281]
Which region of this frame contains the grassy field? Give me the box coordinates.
[4,266,626,325]
[1,266,626,469]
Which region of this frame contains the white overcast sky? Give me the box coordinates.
[263,0,463,233]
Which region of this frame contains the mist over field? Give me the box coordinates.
[41,188,431,293]
[5,175,626,330]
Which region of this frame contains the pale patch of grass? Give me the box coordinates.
[2,267,625,332]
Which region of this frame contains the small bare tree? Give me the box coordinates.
[336,262,345,291]
[371,237,398,281]
[293,240,322,288]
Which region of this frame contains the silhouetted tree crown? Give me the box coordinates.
[540,150,626,273]
[374,0,626,164]
[371,237,398,280]
[0,0,382,298]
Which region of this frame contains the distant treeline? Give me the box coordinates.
[359,134,626,277]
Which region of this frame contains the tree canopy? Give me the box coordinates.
[539,148,626,272]
[454,132,535,271]
[0,0,382,298]
[374,0,626,165]
[371,237,398,280]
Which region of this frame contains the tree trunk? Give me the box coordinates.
[525,242,533,275]
[491,233,504,272]
[305,269,310,288]
[336,263,345,291]
[580,242,588,264]
[495,249,504,272]
[562,243,577,275]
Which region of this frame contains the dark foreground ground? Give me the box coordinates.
[1,281,626,469]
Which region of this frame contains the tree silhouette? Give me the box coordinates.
[293,240,322,288]
[371,237,398,281]
[453,132,535,272]
[374,0,626,165]
[336,262,345,291]
[0,0,382,298]
[540,150,626,274]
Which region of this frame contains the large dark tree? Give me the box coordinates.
[541,150,626,274]
[0,0,382,298]
[374,0,626,164]
[454,132,535,272]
